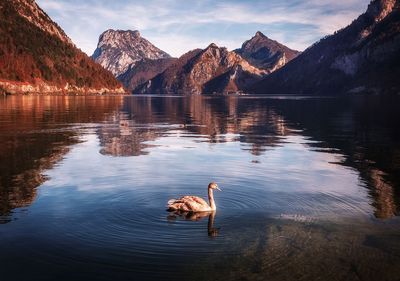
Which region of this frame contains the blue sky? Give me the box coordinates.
[36,0,370,57]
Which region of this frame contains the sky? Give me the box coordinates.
[36,0,371,57]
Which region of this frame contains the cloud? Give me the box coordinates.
[36,0,370,57]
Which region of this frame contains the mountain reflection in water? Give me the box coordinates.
[0,95,399,281]
[1,95,399,220]
[0,95,124,220]
[97,96,289,157]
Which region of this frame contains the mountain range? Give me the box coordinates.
[0,0,124,95]
[1,0,398,95]
[135,32,299,95]
[93,30,300,94]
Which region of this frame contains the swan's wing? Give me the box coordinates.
[181,196,210,211]
[167,197,189,210]
[167,196,209,212]
[182,196,208,206]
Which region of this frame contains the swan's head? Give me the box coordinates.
[208,182,221,191]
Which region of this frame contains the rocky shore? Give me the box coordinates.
[0,80,126,95]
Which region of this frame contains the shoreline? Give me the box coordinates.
[0,80,128,95]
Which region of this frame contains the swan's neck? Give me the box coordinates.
[208,188,216,210]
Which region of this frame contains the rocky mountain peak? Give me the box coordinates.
[241,31,286,52]
[97,29,142,49]
[92,29,171,77]
[103,29,140,39]
[235,32,300,72]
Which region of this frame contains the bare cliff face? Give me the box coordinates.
[92,30,171,77]
[134,43,266,95]
[235,31,300,73]
[0,0,125,94]
[252,0,400,95]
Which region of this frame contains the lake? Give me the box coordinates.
[0,95,399,281]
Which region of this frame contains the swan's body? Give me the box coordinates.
[167,182,221,212]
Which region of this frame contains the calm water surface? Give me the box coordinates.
[0,95,400,281]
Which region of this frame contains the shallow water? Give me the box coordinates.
[0,95,400,281]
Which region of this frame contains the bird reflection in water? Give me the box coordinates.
[167,211,219,237]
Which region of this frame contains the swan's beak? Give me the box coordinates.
[216,186,221,191]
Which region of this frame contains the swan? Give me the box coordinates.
[167,182,221,212]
